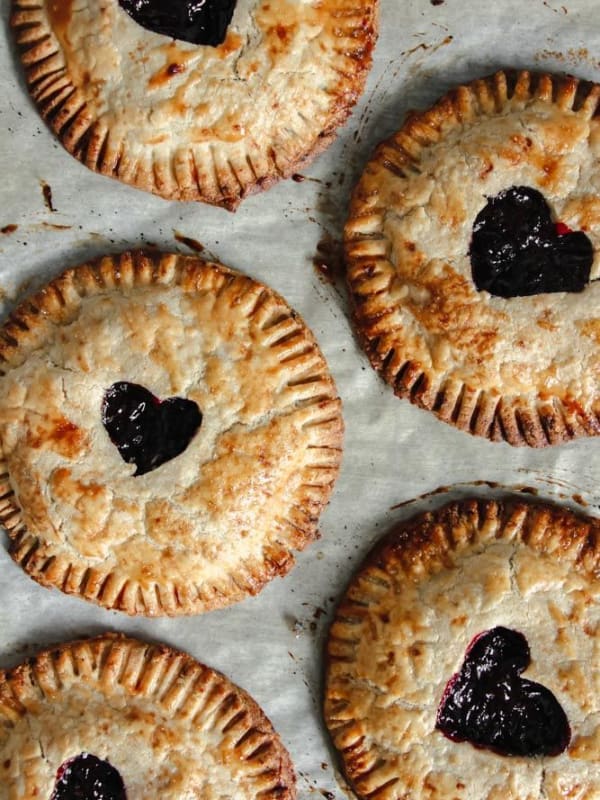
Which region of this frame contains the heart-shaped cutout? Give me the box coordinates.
[51,753,126,800]
[435,627,570,756]
[118,0,237,46]
[102,382,202,476]
[470,185,593,297]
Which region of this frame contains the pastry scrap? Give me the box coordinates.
[325,498,600,800]
[10,0,378,208]
[0,251,343,615]
[346,70,600,446]
[0,634,296,798]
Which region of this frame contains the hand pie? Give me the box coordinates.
[0,634,296,798]
[0,251,343,615]
[11,0,378,208]
[346,71,600,446]
[325,498,600,799]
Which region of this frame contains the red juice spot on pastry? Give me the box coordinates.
[470,186,592,297]
[51,753,126,800]
[102,382,202,476]
[167,62,185,76]
[555,221,573,235]
[118,0,237,47]
[436,627,570,757]
[1,224,18,235]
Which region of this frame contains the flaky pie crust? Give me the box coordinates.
[11,0,378,209]
[0,633,296,798]
[346,70,600,446]
[0,251,343,615]
[325,498,600,800]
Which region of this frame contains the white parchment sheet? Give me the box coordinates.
[2,1,600,797]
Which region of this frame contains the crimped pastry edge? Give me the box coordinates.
[324,496,600,800]
[10,0,379,209]
[345,69,600,447]
[0,632,297,798]
[0,250,344,616]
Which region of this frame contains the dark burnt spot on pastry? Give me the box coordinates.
[51,753,126,800]
[470,186,593,298]
[102,382,202,476]
[436,627,570,757]
[118,0,237,47]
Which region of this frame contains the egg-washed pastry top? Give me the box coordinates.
[346,70,600,446]
[0,634,296,798]
[325,498,600,800]
[11,0,378,208]
[0,251,343,615]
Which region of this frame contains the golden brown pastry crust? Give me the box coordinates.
[0,250,343,615]
[0,633,296,798]
[324,498,600,800]
[10,0,378,209]
[346,70,600,446]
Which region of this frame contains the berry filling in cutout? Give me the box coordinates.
[102,382,202,476]
[436,626,570,757]
[470,185,593,298]
[51,753,126,800]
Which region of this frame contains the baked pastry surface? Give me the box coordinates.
[0,250,343,615]
[346,70,600,445]
[325,498,600,800]
[0,634,296,798]
[11,0,378,208]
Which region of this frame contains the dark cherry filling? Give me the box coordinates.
[470,185,593,297]
[102,382,202,476]
[118,0,237,46]
[51,753,126,800]
[435,627,570,757]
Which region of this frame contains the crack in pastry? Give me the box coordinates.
[324,498,600,800]
[0,251,343,615]
[346,70,600,446]
[0,634,296,798]
[10,0,378,208]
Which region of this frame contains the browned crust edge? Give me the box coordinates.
[0,633,297,798]
[323,497,600,799]
[0,250,344,616]
[345,69,600,447]
[10,0,379,210]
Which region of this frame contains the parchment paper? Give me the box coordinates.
[2,1,600,796]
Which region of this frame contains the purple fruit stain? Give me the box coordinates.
[436,627,570,757]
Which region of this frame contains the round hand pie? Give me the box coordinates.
[325,498,600,800]
[10,0,378,209]
[0,634,296,798]
[345,70,600,446]
[0,250,343,615]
